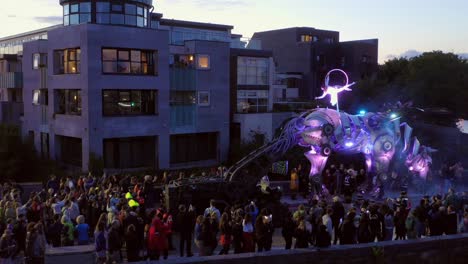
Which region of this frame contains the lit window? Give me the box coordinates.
[197,55,210,70]
[198,91,210,106]
[54,48,80,74]
[301,35,313,42]
[102,48,157,75]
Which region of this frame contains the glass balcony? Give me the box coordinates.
[0,72,23,89]
[170,68,196,91]
[170,105,197,129]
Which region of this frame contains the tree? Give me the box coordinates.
[353,51,468,118]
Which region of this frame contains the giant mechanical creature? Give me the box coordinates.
[271,69,435,188]
[225,69,435,196]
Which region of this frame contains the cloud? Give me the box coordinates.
[33,16,63,24]
[400,49,422,59]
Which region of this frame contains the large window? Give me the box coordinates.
[170,133,218,164]
[237,56,269,85]
[95,1,148,27]
[55,89,81,115]
[57,136,82,167]
[103,90,157,116]
[102,48,156,75]
[54,48,81,74]
[63,2,91,26]
[104,136,156,169]
[237,90,269,113]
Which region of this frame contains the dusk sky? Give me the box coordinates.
[1,0,467,63]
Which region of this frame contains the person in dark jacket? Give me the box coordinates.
[255,212,274,252]
[281,212,295,249]
[429,205,444,236]
[107,220,122,263]
[315,224,331,248]
[339,212,356,245]
[13,214,27,254]
[46,215,62,247]
[125,224,140,262]
[394,206,407,240]
[177,205,195,257]
[331,197,345,244]
[358,212,372,243]
[231,216,243,254]
[294,220,309,248]
[445,205,458,235]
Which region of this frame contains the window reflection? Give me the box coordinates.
[102,48,156,75]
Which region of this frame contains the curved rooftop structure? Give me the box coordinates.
[60,0,153,28]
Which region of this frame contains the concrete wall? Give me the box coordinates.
[134,233,468,264]
[45,245,95,264]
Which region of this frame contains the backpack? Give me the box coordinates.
[95,231,106,252]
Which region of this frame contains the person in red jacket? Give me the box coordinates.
[147,212,169,260]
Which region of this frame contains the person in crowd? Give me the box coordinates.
[204,200,221,223]
[75,215,90,245]
[107,220,122,263]
[445,205,458,235]
[282,212,295,250]
[125,224,140,262]
[60,215,74,247]
[315,224,331,248]
[25,223,42,264]
[0,228,17,264]
[405,209,418,240]
[428,205,445,236]
[322,208,333,240]
[255,210,273,252]
[340,212,356,245]
[383,207,394,241]
[242,214,255,253]
[13,213,27,254]
[358,211,371,243]
[331,196,345,244]
[177,205,195,257]
[462,212,468,233]
[294,220,309,248]
[194,215,205,256]
[218,212,232,255]
[394,206,407,240]
[94,222,107,264]
[290,168,299,200]
[368,205,384,242]
[231,216,244,254]
[293,204,306,223]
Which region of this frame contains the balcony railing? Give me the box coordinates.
[170,68,197,91]
[0,72,23,89]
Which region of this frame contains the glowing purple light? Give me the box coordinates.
[315,69,355,111]
[345,141,354,147]
[409,166,414,171]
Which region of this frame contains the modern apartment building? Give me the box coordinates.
[0,1,379,172]
[253,27,378,100]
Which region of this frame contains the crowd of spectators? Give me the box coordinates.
[0,163,466,263]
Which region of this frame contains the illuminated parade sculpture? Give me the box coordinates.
[270,69,434,190]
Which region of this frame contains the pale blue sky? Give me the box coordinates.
[1,0,467,63]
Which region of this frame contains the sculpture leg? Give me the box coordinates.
[304,151,329,198]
